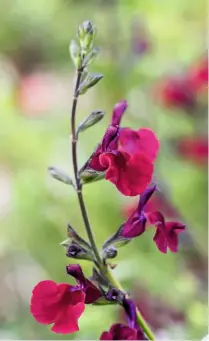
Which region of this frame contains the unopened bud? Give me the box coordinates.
[66,242,94,262]
[78,73,103,95]
[102,246,118,260]
[77,110,105,134]
[78,20,95,52]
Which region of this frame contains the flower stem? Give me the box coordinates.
[70,69,155,340]
[105,268,155,340]
[70,69,102,266]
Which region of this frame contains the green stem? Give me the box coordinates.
[105,268,155,340]
[70,69,102,266]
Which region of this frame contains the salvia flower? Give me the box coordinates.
[30,264,101,334]
[147,211,186,253]
[87,100,159,196]
[30,280,85,334]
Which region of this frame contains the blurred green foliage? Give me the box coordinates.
[0,0,207,339]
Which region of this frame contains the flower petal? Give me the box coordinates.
[119,127,160,162]
[51,302,85,334]
[111,100,127,126]
[100,151,153,196]
[30,281,69,325]
[146,211,165,227]
[138,185,157,213]
[153,228,167,253]
[122,213,146,238]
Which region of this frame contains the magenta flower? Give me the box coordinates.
[121,185,157,238]
[30,280,85,334]
[87,100,159,196]
[147,211,186,253]
[30,264,101,334]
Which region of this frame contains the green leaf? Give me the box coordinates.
[48,167,74,186]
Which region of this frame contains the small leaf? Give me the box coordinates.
[83,47,100,66]
[48,167,74,186]
[69,39,82,69]
[78,73,103,95]
[77,110,105,134]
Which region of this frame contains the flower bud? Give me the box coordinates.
[77,110,105,135]
[66,242,94,262]
[80,168,105,185]
[102,246,118,260]
[78,73,103,95]
[78,20,95,52]
[48,167,74,186]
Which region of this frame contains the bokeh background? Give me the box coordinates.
[0,0,208,339]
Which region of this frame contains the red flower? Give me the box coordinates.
[100,323,146,340]
[30,280,85,334]
[177,136,208,166]
[30,264,101,334]
[87,100,159,196]
[157,77,196,110]
[147,211,186,253]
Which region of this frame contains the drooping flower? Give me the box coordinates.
[121,185,157,238]
[30,264,101,334]
[30,280,85,334]
[86,100,159,196]
[147,211,186,253]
